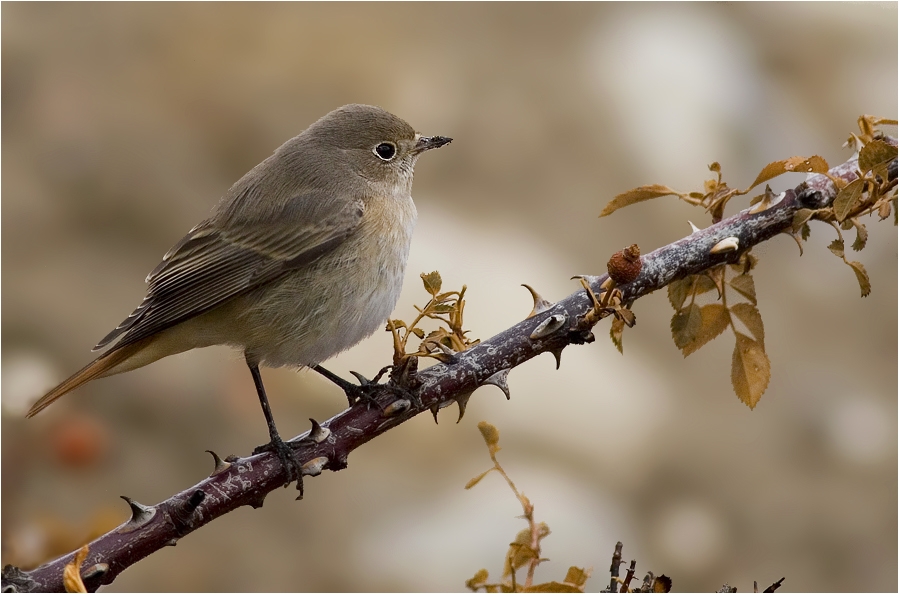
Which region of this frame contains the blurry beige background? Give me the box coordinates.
[2,3,896,592]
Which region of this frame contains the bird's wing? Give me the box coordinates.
[94,196,365,350]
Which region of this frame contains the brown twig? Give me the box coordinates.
[3,140,894,593]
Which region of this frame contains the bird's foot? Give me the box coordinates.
[253,435,304,495]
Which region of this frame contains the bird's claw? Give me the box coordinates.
[253,436,304,495]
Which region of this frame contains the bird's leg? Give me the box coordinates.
[247,358,302,492]
[312,364,417,408]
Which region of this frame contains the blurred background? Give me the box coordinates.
[2,3,896,591]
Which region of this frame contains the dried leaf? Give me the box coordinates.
[727,273,757,305]
[800,222,811,241]
[681,304,731,357]
[63,545,89,593]
[846,260,871,297]
[600,185,681,217]
[613,306,636,328]
[851,220,868,251]
[858,139,897,173]
[653,575,673,593]
[410,327,425,339]
[827,238,845,259]
[729,303,765,346]
[504,529,538,577]
[465,469,494,490]
[421,271,442,296]
[667,278,691,310]
[466,569,490,591]
[610,316,625,354]
[693,273,719,296]
[877,199,891,220]
[563,566,591,588]
[833,178,865,222]
[670,304,701,351]
[477,421,500,452]
[791,208,816,233]
[731,332,770,409]
[431,303,456,313]
[745,155,829,192]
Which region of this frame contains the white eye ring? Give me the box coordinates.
[373,142,397,161]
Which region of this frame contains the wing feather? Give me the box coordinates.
[95,197,364,350]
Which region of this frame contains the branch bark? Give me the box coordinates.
[3,141,895,593]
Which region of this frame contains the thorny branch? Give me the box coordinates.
[3,139,896,593]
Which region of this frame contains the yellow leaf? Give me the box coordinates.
[652,575,673,593]
[466,568,490,591]
[477,421,500,450]
[670,304,701,350]
[745,155,829,192]
[846,260,871,297]
[681,304,730,357]
[858,139,897,173]
[727,273,756,305]
[731,332,770,409]
[63,545,90,593]
[729,303,765,346]
[827,238,845,259]
[421,271,443,296]
[465,468,494,490]
[851,220,868,251]
[832,178,865,222]
[609,316,625,354]
[563,566,591,588]
[599,185,680,217]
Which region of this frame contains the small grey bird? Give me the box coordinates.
[27,104,451,482]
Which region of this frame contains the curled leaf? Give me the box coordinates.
[465,468,495,490]
[850,220,868,251]
[466,568,490,591]
[791,209,816,233]
[827,238,845,259]
[477,421,500,451]
[600,185,681,217]
[731,332,770,409]
[745,155,829,192]
[846,260,871,297]
[63,545,90,593]
[563,566,591,589]
[421,271,443,296]
[610,316,625,354]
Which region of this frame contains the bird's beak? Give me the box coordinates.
[413,135,453,154]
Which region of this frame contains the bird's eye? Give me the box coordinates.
[374,142,397,161]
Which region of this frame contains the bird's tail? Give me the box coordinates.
[26,340,148,418]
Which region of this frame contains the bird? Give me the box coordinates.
[26,104,452,484]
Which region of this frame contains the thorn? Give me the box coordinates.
[205,450,232,476]
[381,399,411,417]
[783,230,804,256]
[688,220,701,233]
[82,564,109,581]
[117,496,156,533]
[433,341,458,358]
[481,369,511,400]
[308,418,331,443]
[301,456,328,477]
[550,347,564,369]
[522,284,554,318]
[348,370,371,385]
[710,236,739,254]
[430,404,440,424]
[164,538,179,548]
[529,313,568,340]
[455,392,474,423]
